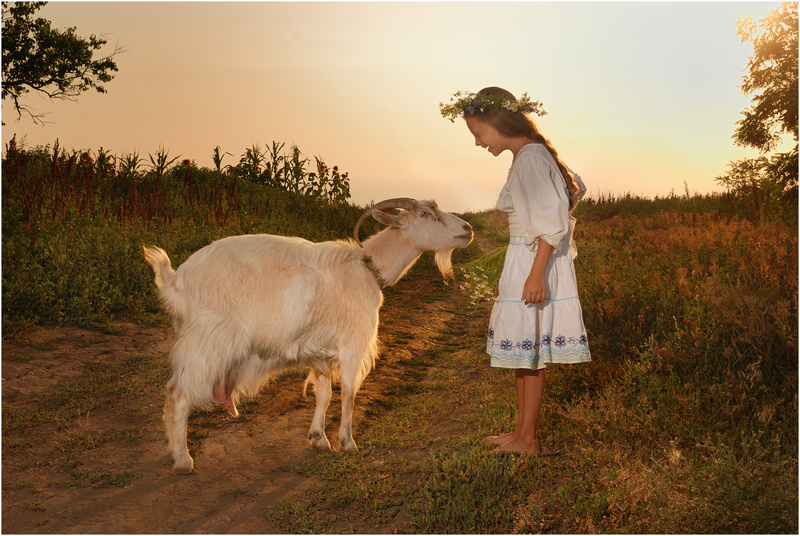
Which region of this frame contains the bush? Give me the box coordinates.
[1,138,364,335]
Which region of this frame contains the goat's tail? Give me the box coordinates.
[143,246,179,310]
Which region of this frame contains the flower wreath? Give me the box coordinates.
[439,91,547,123]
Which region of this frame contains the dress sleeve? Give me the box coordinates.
[500,151,570,254]
[570,167,587,203]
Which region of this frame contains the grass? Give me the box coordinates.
[2,139,363,334]
[2,140,796,532]
[263,201,797,534]
[69,468,141,489]
[2,353,170,434]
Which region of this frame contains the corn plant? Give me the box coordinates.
[211,145,232,174]
[118,150,143,178]
[148,146,180,181]
[230,142,351,203]
[263,141,285,187]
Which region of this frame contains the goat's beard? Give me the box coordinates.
[434,249,455,279]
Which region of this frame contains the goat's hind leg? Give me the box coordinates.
[164,378,195,474]
[307,370,333,451]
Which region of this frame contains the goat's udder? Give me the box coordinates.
[213,374,239,417]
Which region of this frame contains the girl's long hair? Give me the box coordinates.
[473,87,581,210]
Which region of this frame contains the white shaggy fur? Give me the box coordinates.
[143,199,472,474]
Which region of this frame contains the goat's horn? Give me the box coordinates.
[353,198,416,246]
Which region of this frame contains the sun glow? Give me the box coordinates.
[1,1,783,212]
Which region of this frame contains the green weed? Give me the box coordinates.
[70,468,140,488]
[408,445,544,533]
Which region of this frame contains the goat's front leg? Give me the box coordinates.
[337,356,362,452]
[338,380,358,453]
[307,372,332,450]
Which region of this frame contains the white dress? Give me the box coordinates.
[486,143,591,370]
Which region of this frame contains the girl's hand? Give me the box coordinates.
[523,239,554,305]
[522,273,547,305]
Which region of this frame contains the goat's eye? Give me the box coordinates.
[420,210,428,218]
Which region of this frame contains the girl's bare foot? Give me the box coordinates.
[490,436,540,456]
[482,432,516,447]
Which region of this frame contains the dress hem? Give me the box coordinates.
[488,359,591,371]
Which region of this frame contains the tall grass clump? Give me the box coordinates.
[577,187,797,225]
[2,137,362,334]
[584,207,798,533]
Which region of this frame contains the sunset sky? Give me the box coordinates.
[1,1,783,213]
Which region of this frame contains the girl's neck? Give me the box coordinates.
[510,138,539,161]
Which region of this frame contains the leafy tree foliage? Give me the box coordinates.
[734,1,798,152]
[1,1,122,124]
[718,2,798,216]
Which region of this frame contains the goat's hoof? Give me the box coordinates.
[341,440,358,453]
[308,430,332,451]
[173,458,195,475]
[310,438,332,451]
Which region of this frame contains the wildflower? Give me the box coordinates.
[439,90,547,122]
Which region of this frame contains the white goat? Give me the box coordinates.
[143,198,473,474]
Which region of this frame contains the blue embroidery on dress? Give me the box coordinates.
[487,330,590,364]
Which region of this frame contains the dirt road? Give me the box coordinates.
[2,248,488,533]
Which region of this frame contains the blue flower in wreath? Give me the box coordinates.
[541,334,551,346]
[521,339,533,351]
[500,339,513,351]
[579,334,588,346]
[555,335,566,348]
[488,328,494,339]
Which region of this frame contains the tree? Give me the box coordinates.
[2,1,122,124]
[717,2,798,214]
[734,2,798,152]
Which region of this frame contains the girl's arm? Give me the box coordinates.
[522,239,553,305]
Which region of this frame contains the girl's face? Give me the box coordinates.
[464,116,508,157]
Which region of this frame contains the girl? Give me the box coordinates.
[441,87,591,455]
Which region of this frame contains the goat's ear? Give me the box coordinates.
[372,209,404,228]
